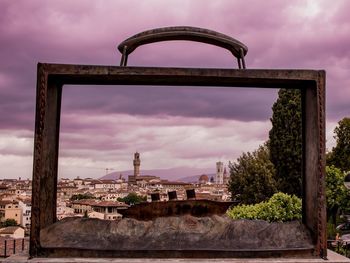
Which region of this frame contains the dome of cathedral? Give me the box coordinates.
[199,174,209,183]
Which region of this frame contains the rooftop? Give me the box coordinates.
[0,226,23,234]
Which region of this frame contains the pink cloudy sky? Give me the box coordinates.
[0,0,349,179]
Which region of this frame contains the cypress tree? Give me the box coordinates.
[269,89,302,197]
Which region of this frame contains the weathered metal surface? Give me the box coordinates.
[30,62,326,258]
[167,190,177,201]
[40,216,314,258]
[186,189,196,200]
[40,64,321,87]
[40,247,315,259]
[117,26,248,68]
[301,71,326,258]
[30,64,61,257]
[317,72,326,259]
[150,193,160,202]
[118,200,236,220]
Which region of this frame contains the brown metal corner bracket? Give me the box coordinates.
[117,26,248,69]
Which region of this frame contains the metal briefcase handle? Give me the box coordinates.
[117,26,248,69]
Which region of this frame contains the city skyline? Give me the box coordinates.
[1,1,350,179]
[58,85,274,179]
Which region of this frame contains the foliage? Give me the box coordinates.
[325,165,350,225]
[327,117,350,173]
[227,192,302,222]
[327,222,337,239]
[117,192,146,205]
[228,144,277,204]
[326,166,347,215]
[70,193,95,201]
[1,218,18,227]
[268,89,302,197]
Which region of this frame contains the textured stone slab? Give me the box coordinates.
[40,216,312,251]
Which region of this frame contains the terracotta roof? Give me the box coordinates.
[89,180,102,184]
[6,201,19,205]
[57,185,77,189]
[0,226,23,234]
[16,196,31,203]
[91,201,128,208]
[0,200,12,206]
[161,181,191,186]
[72,199,98,206]
[99,180,118,184]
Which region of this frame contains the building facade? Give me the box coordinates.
[4,202,22,225]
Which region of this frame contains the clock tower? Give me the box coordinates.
[133,152,141,177]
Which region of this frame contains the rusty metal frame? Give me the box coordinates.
[30,63,326,258]
[117,26,248,68]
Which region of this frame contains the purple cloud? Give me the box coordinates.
[61,85,277,122]
[1,0,349,178]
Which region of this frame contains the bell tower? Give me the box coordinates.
[216,161,224,184]
[133,152,141,177]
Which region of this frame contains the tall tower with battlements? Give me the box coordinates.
[216,161,224,184]
[133,152,141,177]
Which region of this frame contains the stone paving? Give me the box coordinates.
[2,250,350,263]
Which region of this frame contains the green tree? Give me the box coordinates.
[2,219,18,227]
[269,89,302,197]
[327,117,350,172]
[117,192,146,205]
[70,193,95,201]
[228,144,277,204]
[325,165,350,225]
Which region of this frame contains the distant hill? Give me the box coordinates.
[99,167,214,182]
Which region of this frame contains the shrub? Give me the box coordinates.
[117,192,146,205]
[2,219,18,227]
[70,193,95,201]
[227,192,302,222]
